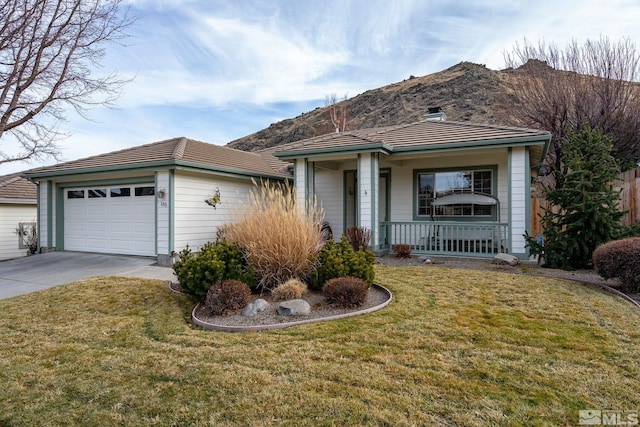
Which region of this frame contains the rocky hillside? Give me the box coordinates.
[227,61,515,152]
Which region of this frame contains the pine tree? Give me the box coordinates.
[527,124,626,269]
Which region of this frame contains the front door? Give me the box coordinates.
[344,170,357,230]
[379,172,390,247]
[344,170,390,249]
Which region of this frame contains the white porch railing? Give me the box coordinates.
[379,221,509,257]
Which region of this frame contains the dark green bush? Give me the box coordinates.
[592,237,640,293]
[309,235,375,291]
[322,276,369,308]
[204,280,252,316]
[526,124,626,269]
[172,241,254,300]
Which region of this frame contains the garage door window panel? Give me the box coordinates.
[135,186,155,196]
[88,189,107,198]
[110,187,131,197]
[67,190,85,199]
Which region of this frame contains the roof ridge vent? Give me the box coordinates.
[171,137,188,159]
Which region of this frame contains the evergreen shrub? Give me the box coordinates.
[525,124,627,269]
[309,235,375,291]
[172,241,254,300]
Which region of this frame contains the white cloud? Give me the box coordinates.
[3,0,640,176]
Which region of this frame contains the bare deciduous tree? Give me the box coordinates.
[0,0,136,165]
[500,37,640,184]
[325,93,348,133]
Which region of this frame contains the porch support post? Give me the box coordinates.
[508,147,528,258]
[37,181,51,251]
[294,158,309,215]
[357,153,379,250]
[155,170,172,266]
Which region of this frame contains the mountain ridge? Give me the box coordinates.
[225,61,520,152]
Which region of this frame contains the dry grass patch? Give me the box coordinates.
[0,268,639,426]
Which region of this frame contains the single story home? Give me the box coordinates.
[24,116,551,264]
[0,173,38,260]
[271,115,551,260]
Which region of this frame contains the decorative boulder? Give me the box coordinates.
[242,298,270,317]
[493,253,519,266]
[276,299,311,316]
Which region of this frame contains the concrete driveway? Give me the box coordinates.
[0,252,175,300]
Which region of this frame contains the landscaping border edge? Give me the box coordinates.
[191,284,393,332]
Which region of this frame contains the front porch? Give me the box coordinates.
[379,221,510,257]
[273,119,551,261]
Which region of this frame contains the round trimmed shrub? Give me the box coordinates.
[593,237,640,293]
[204,280,252,316]
[271,278,307,301]
[322,276,369,308]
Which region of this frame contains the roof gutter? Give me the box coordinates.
[173,160,289,180]
[273,135,551,160]
[23,159,289,181]
[23,160,178,180]
[0,198,37,205]
[390,135,551,155]
[274,142,393,160]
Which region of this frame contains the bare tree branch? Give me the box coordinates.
[0,0,136,164]
[499,36,640,185]
[325,93,349,133]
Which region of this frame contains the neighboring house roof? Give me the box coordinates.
[273,119,552,164]
[0,173,37,203]
[24,137,290,180]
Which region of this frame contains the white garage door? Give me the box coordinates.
[64,184,156,256]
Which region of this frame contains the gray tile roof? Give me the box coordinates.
[274,119,551,155]
[0,173,37,201]
[24,137,290,178]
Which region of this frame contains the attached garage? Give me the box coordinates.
[24,137,289,265]
[63,184,156,256]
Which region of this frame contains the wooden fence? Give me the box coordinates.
[530,168,640,236]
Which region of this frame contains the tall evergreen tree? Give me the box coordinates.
[527,124,626,269]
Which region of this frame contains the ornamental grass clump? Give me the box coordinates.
[271,278,307,301]
[224,181,324,292]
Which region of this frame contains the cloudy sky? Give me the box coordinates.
[2,0,640,175]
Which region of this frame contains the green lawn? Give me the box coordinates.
[0,265,638,426]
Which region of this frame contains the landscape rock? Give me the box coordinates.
[276,299,311,316]
[242,298,270,317]
[493,253,519,266]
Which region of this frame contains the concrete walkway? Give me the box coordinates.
[0,252,175,300]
